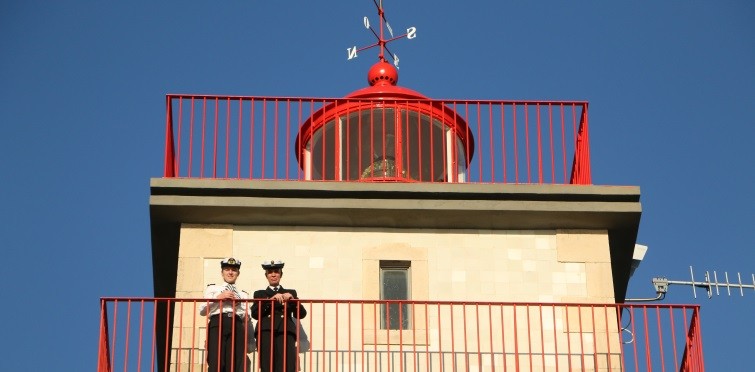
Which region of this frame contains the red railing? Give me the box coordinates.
[98,299,703,371]
[163,95,591,184]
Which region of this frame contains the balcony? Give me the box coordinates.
[163,95,591,185]
[98,298,703,371]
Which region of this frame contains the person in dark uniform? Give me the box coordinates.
[251,260,307,372]
[200,258,251,372]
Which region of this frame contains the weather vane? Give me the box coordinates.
[346,0,417,69]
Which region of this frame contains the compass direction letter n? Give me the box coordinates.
[347,46,358,60]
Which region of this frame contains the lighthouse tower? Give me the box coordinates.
[97,3,704,372]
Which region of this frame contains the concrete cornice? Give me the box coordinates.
[149,178,641,302]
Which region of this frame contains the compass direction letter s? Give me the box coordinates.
[347,46,358,60]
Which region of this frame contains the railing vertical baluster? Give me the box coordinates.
[524,103,531,183]
[617,306,627,372]
[172,96,180,178]
[399,300,405,372]
[501,102,507,184]
[525,304,533,371]
[274,99,279,180]
[474,303,481,372]
[110,300,119,371]
[512,304,519,371]
[552,304,559,372]
[465,102,472,182]
[249,99,255,179]
[500,303,507,372]
[344,105,351,181]
[236,98,243,179]
[225,97,231,178]
[307,300,314,372]
[124,303,137,370]
[459,303,467,371]
[488,103,495,182]
[602,305,612,371]
[629,306,639,372]
[512,103,519,183]
[150,300,157,372]
[123,300,131,371]
[548,103,554,183]
[538,303,545,371]
[448,303,456,370]
[293,100,301,180]
[136,300,145,372]
[359,302,367,372]
[424,302,430,371]
[200,98,207,178]
[536,103,542,184]
[426,103,432,182]
[578,304,586,371]
[373,302,378,372]
[642,306,651,371]
[347,301,352,372]
[656,306,666,372]
[212,97,219,178]
[487,304,494,372]
[559,104,566,183]
[475,101,482,181]
[695,307,705,369]
[681,306,690,371]
[590,305,597,372]
[163,299,171,372]
[564,304,573,371]
[261,99,267,179]
[335,301,340,371]
[188,98,196,178]
[175,300,183,371]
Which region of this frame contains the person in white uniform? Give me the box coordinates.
[200,257,250,372]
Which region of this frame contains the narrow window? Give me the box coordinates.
[380,260,411,330]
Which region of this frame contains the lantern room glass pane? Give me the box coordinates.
[400,110,448,182]
[344,108,398,180]
[309,119,339,180]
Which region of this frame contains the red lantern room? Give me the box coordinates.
[296,61,474,182]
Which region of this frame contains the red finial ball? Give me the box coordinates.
[367,61,398,86]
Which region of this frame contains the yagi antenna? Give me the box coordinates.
[627,266,755,302]
[346,0,417,68]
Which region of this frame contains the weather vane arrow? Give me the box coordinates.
[346,0,417,69]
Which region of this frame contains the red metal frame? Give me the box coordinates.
[99,298,703,372]
[164,95,591,185]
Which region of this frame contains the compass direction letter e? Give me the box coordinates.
[407,27,417,39]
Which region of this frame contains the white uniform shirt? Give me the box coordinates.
[199,283,250,317]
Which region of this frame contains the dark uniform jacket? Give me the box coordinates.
[251,287,307,333]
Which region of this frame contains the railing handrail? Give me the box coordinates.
[166,93,590,105]
[101,296,700,309]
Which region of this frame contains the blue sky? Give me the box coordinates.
[1,1,753,370]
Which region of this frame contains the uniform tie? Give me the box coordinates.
[273,286,279,292]
[227,284,241,298]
